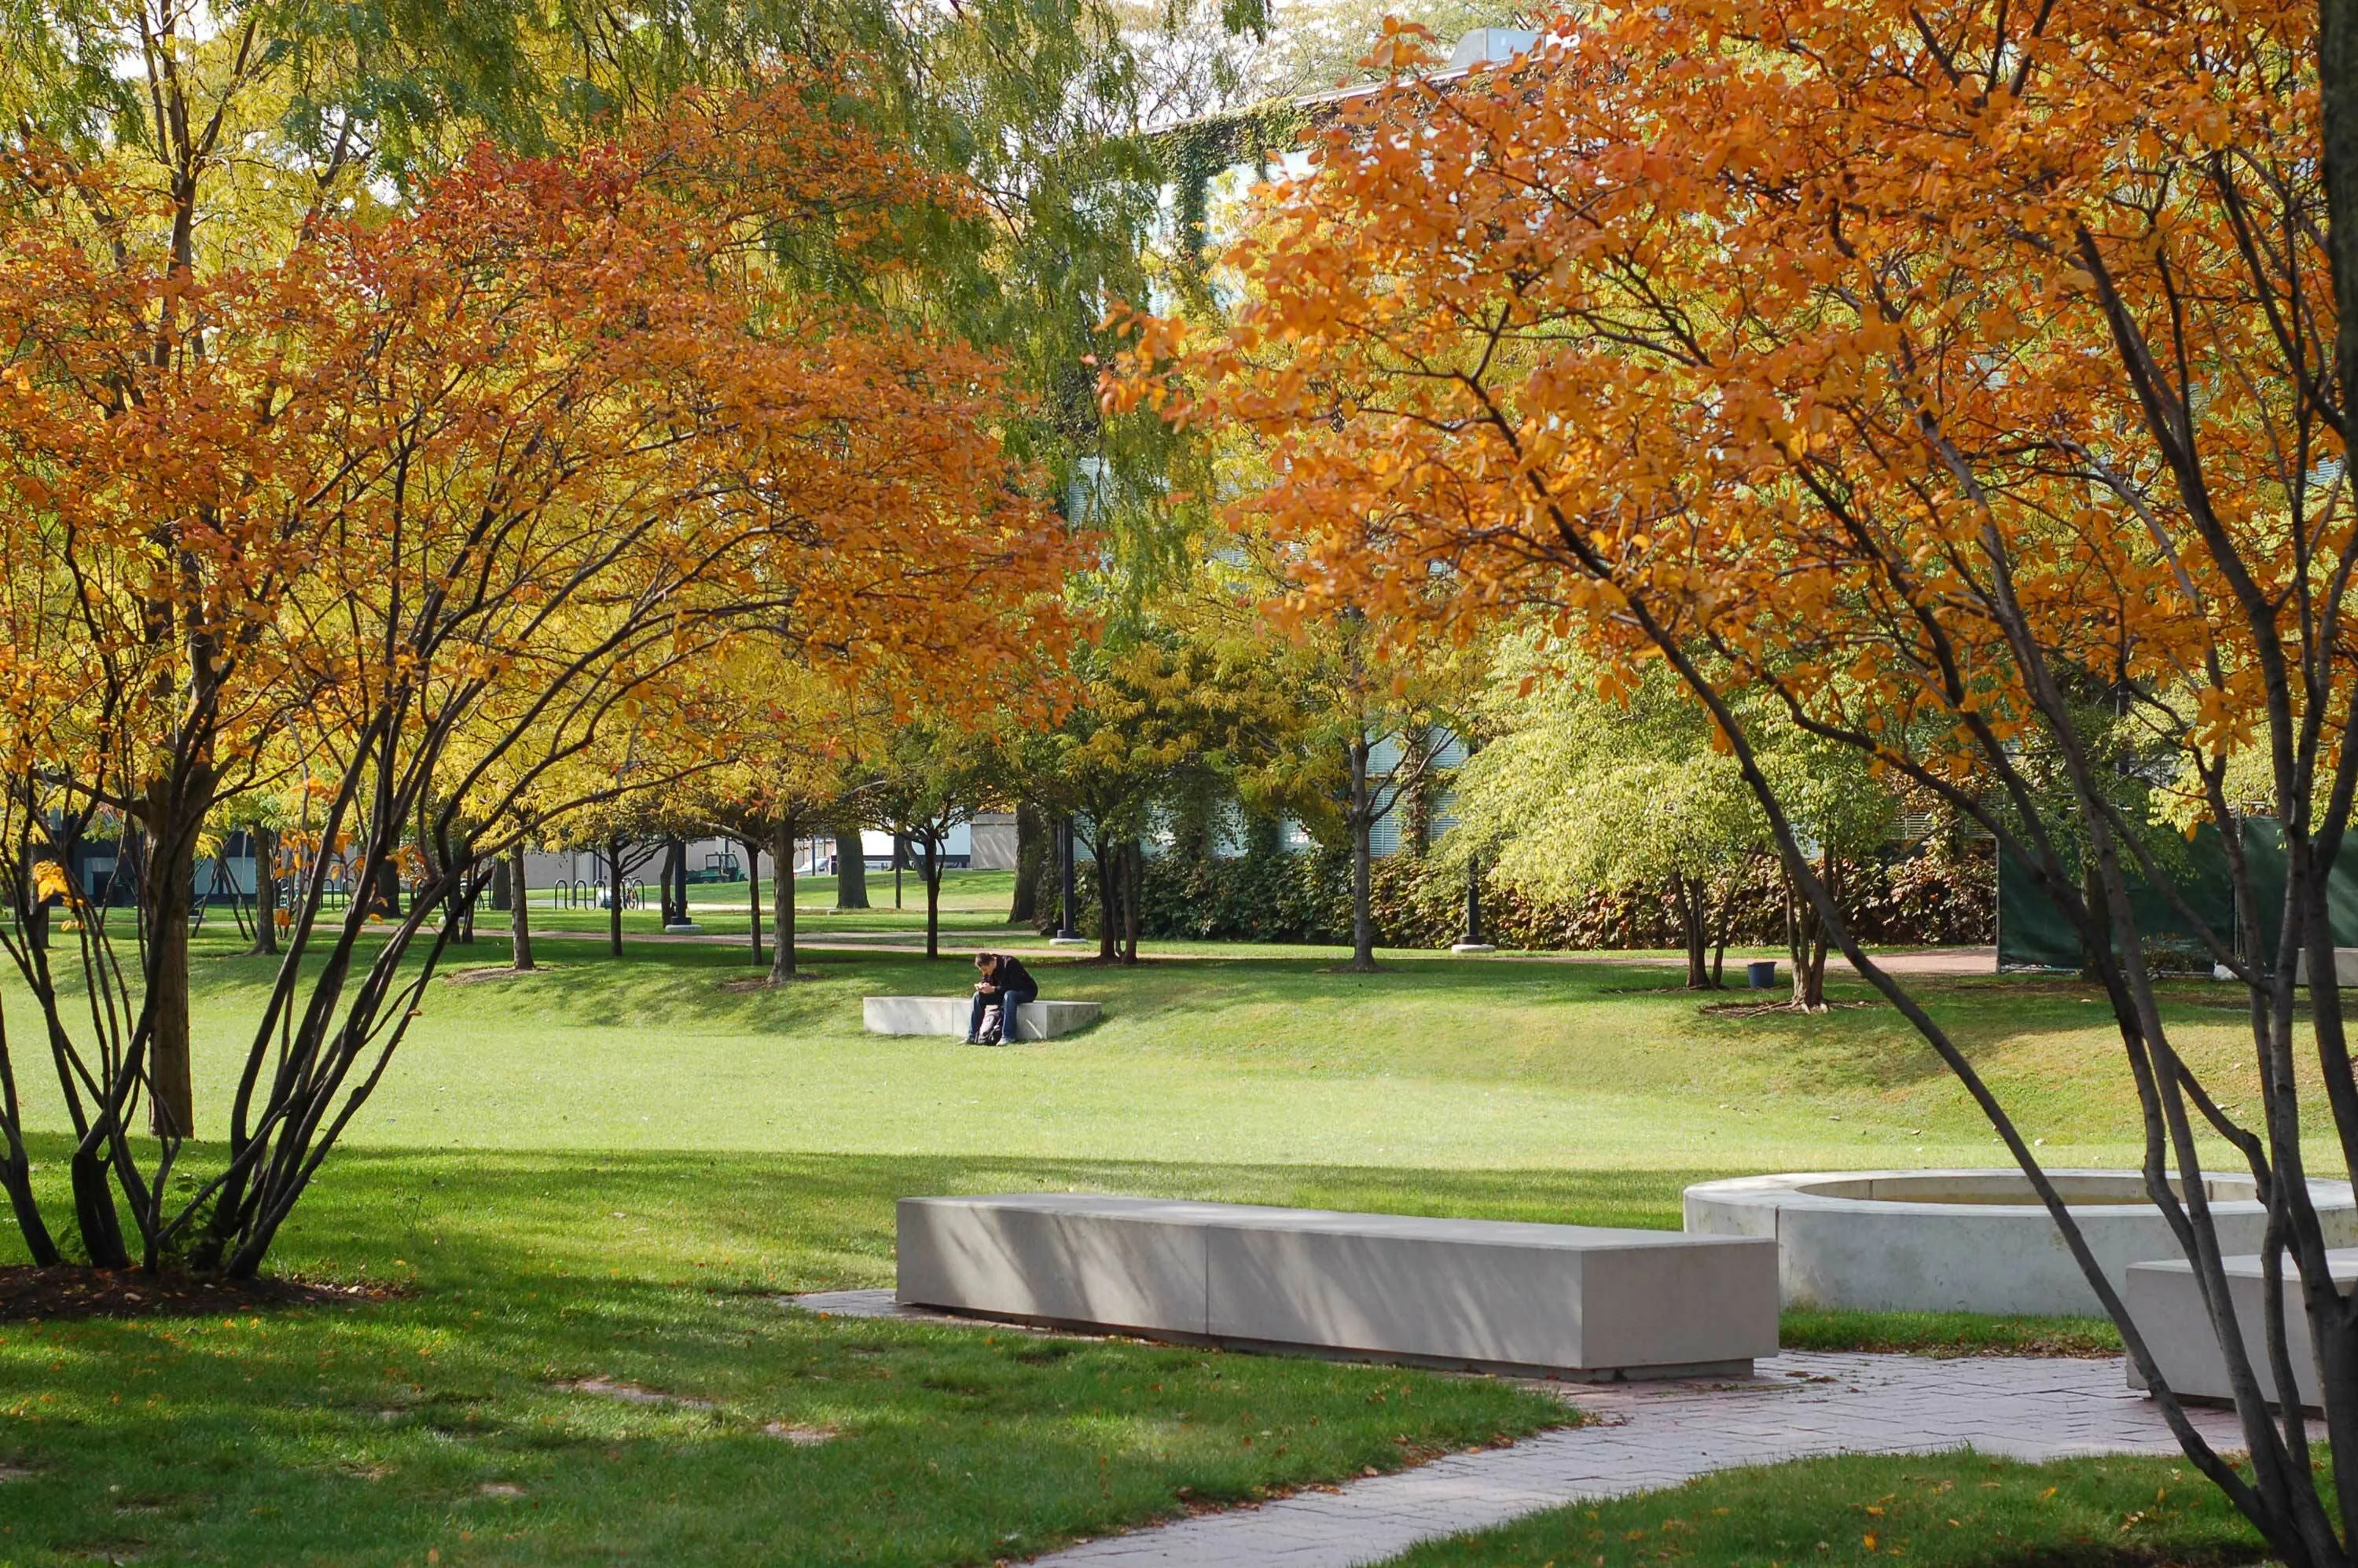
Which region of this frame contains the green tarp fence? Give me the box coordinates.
[1997,820,2358,971]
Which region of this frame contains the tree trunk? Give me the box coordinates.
[1122,840,1143,965]
[832,816,869,909]
[1010,802,1043,924]
[441,848,473,945]
[70,1144,130,1269]
[1349,736,1379,972]
[141,780,205,1138]
[1795,940,1827,1008]
[1677,873,1712,990]
[607,836,626,957]
[1791,854,1835,1009]
[2325,0,2358,453]
[893,833,906,909]
[1405,749,1434,857]
[0,1141,57,1265]
[745,834,765,965]
[509,843,534,971]
[20,839,50,954]
[769,817,798,983]
[1095,839,1117,962]
[0,1039,58,1264]
[244,824,279,957]
[922,833,941,960]
[1712,883,1732,988]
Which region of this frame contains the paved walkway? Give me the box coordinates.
[792,1290,2239,1568]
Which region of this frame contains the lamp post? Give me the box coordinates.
[1452,857,1495,954]
[1449,733,1495,955]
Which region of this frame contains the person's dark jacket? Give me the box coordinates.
[992,957,1038,994]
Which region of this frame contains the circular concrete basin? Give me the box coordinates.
[1682,1169,2358,1316]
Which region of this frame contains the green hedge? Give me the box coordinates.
[1030,836,1994,951]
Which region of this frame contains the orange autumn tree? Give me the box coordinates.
[1111,2,2358,1555]
[0,74,1067,1280]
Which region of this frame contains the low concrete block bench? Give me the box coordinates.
[2126,1249,2358,1409]
[862,997,1101,1039]
[896,1194,1779,1379]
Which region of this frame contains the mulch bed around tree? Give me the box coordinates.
[0,1265,403,1323]
[441,963,564,985]
[716,972,822,992]
[1699,998,1882,1017]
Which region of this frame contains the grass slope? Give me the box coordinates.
[2,1140,1564,1566]
[30,924,2279,1172]
[0,927,2282,1565]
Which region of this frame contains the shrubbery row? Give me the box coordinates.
[1030,834,1995,951]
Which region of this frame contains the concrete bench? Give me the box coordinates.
[2126,1249,2358,1409]
[2294,948,2358,986]
[896,1194,1779,1379]
[1687,1171,2358,1316]
[861,997,1101,1039]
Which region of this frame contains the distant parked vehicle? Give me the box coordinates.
[689,852,741,884]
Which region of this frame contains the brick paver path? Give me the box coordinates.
[792,1290,2247,1568]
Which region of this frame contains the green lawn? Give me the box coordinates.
[0,928,2287,1565]
[2,1137,1565,1567]
[523,868,1045,946]
[1380,1449,2269,1567]
[74,919,2283,1170]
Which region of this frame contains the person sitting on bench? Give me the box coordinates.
[968,952,1039,1045]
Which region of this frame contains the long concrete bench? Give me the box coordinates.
[896,1194,1779,1379]
[2293,949,2358,986]
[2126,1249,2358,1408]
[862,997,1101,1039]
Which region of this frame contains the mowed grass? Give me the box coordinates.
[112,915,2290,1170]
[0,924,2290,1565]
[523,867,1029,944]
[1779,1309,2124,1359]
[1381,1449,2271,1567]
[523,866,1374,957]
[2,1139,1573,1566]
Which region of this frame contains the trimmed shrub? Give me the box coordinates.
[1031,835,1994,952]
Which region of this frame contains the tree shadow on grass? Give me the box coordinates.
[9,1134,1721,1291]
[0,1137,1585,1568]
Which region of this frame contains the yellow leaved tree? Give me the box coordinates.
[0,75,1071,1280]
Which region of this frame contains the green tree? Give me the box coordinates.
[1452,648,1892,997]
[1451,655,1765,989]
[1242,616,1479,972]
[685,662,868,982]
[865,722,997,962]
[1011,633,1285,961]
[2,0,1193,1113]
